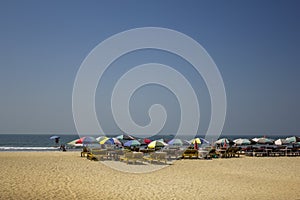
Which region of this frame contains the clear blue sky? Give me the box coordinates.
[0,0,299,136]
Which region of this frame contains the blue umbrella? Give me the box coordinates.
[50,136,60,140]
[124,140,141,147]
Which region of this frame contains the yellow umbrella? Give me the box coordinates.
[148,140,167,149]
[191,138,202,144]
[99,137,110,144]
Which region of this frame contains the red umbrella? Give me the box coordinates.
[144,138,152,144]
[75,137,84,144]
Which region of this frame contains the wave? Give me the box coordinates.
[0,146,60,151]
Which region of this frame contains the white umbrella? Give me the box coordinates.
[233,138,251,145]
[275,139,289,145]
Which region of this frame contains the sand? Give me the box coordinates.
[0,152,299,200]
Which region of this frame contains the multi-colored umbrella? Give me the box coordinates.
[190,138,209,144]
[215,138,230,145]
[124,140,141,147]
[76,136,97,144]
[148,140,168,149]
[99,137,122,145]
[96,136,107,142]
[116,134,135,140]
[67,139,83,147]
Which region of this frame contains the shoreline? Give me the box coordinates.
[1,151,300,199]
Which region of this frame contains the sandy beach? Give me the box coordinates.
[1,152,299,200]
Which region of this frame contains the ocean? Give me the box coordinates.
[0,133,297,151]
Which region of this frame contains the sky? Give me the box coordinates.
[0,0,299,136]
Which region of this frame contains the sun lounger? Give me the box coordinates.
[120,152,144,164]
[144,152,167,164]
[87,149,109,161]
[182,149,199,159]
[81,147,90,157]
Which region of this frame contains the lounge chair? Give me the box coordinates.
[87,149,109,161]
[144,152,167,164]
[182,149,198,159]
[120,152,144,164]
[81,147,90,157]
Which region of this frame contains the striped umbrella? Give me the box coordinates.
[148,140,168,149]
[190,138,209,144]
[99,137,122,145]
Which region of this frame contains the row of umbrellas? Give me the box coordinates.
[215,136,300,146]
[62,134,210,149]
[52,134,300,148]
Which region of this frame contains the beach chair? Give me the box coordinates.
[87,149,108,161]
[81,147,90,157]
[120,152,135,164]
[155,152,167,164]
[182,149,199,159]
[144,152,167,164]
[227,147,240,158]
[208,148,219,158]
[132,152,144,164]
[120,152,144,164]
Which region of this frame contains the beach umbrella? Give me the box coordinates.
[50,135,60,144]
[215,138,230,145]
[275,139,289,145]
[67,139,83,147]
[116,134,135,140]
[148,140,168,149]
[110,137,122,145]
[124,140,141,147]
[252,137,259,143]
[99,137,122,145]
[49,136,60,140]
[233,138,251,145]
[137,138,152,145]
[96,136,107,142]
[286,136,300,143]
[76,136,97,144]
[257,137,274,144]
[168,138,184,146]
[190,138,209,145]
